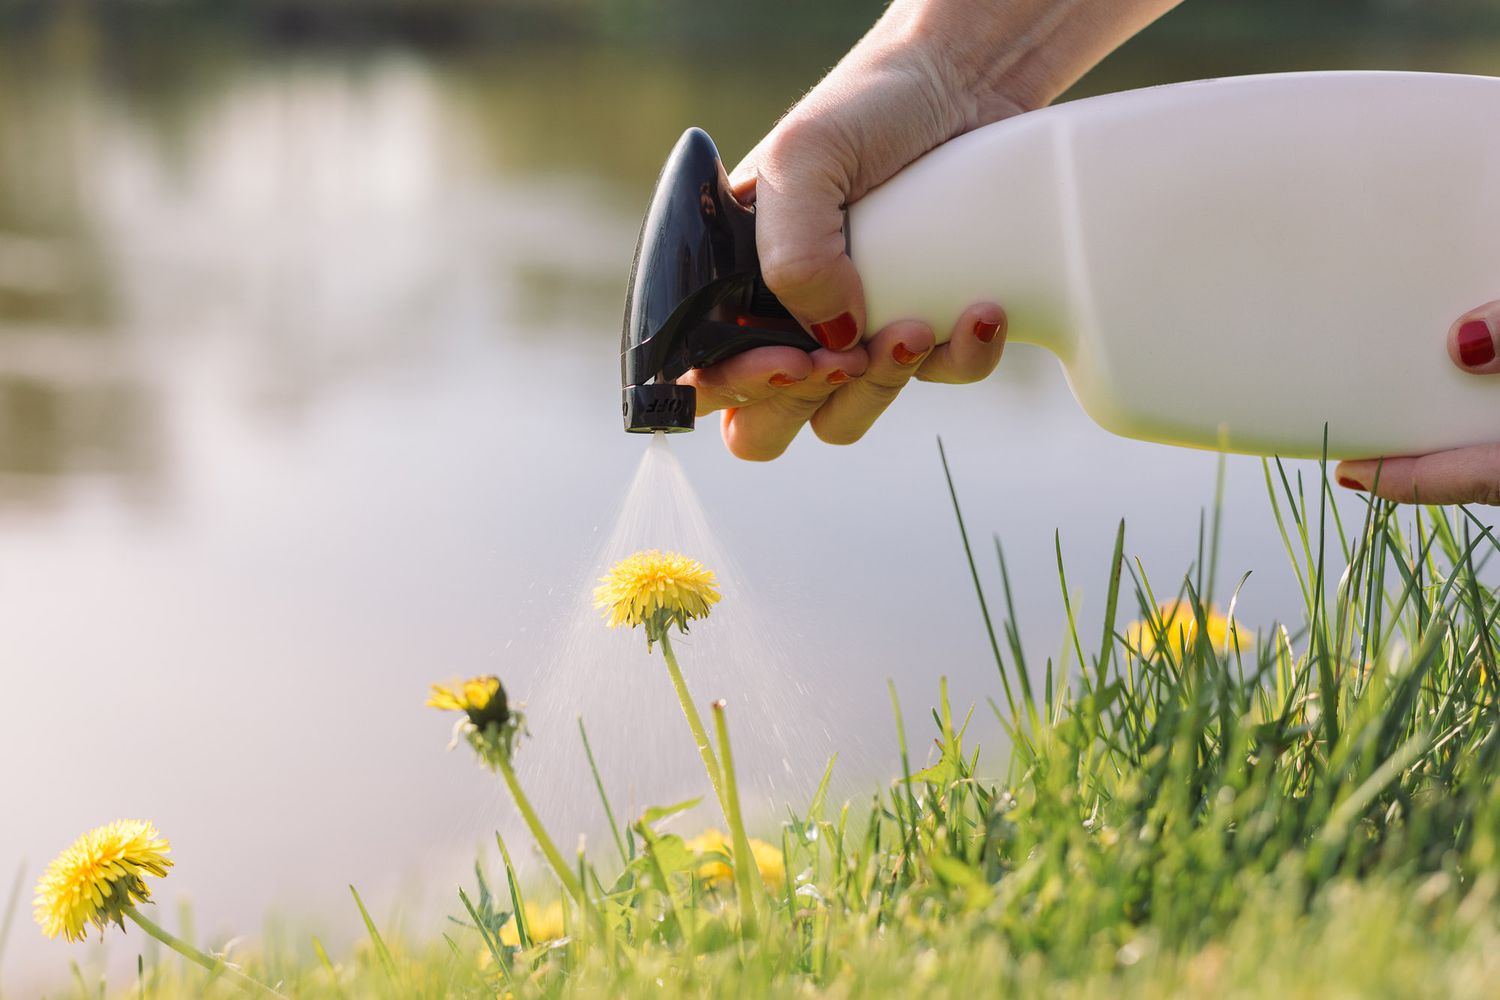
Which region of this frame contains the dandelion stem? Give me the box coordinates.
[123,908,285,998]
[712,700,760,938]
[495,754,587,907]
[658,631,727,817]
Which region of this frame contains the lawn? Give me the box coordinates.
[16,447,1500,998]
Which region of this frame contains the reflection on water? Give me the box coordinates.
[3,9,1498,990]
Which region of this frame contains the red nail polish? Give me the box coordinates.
[1338,476,1366,492]
[826,369,853,386]
[769,372,801,387]
[1457,319,1495,368]
[974,319,1002,344]
[892,342,925,366]
[810,312,859,351]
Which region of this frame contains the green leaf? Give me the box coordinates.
[640,797,704,827]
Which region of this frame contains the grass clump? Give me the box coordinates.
[22,447,1500,997]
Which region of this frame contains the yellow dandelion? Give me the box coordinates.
[1125,600,1249,659]
[427,675,510,729]
[428,674,524,768]
[594,550,720,647]
[498,899,568,948]
[685,829,785,890]
[34,820,173,942]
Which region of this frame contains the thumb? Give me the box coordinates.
[732,126,865,352]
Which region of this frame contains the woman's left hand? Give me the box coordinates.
[1335,301,1500,504]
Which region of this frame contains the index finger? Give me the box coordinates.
[1336,446,1500,506]
[678,346,815,415]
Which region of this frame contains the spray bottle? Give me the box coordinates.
[621,71,1500,459]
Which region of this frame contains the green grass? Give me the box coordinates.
[24,447,1500,998]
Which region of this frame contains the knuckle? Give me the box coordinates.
[782,386,835,408]
[812,420,866,447]
[725,435,782,462]
[761,121,807,165]
[1471,446,1500,504]
[759,245,838,301]
[761,114,833,169]
[764,393,822,423]
[856,376,908,404]
[915,364,966,386]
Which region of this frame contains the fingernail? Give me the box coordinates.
[826,369,853,386]
[1338,476,1366,492]
[768,372,803,387]
[810,312,859,351]
[974,319,1002,344]
[892,342,926,366]
[1457,319,1495,368]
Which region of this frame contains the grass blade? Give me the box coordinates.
[348,885,400,986]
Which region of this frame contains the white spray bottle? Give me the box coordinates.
[620,71,1500,459]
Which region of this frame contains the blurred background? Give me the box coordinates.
[2,0,1498,991]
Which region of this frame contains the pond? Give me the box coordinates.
[3,12,1496,988]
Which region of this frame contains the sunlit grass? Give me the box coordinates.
[19,444,1500,998]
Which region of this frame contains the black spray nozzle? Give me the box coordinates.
[620,127,820,433]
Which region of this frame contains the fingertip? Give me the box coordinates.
[1335,461,1374,493]
[721,409,789,462]
[951,301,1007,362]
[870,319,935,355]
[1451,305,1500,373]
[809,414,868,447]
[968,302,1006,339]
[811,346,869,383]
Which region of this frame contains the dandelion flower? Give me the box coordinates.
[34,823,282,997]
[594,550,720,647]
[427,676,510,730]
[686,829,785,890]
[428,675,523,767]
[429,678,586,906]
[498,899,568,947]
[594,551,727,826]
[34,820,172,942]
[1125,600,1249,659]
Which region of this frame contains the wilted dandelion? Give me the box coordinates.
[429,676,583,907]
[35,821,281,997]
[428,676,509,727]
[428,675,524,768]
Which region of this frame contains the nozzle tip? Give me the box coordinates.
[623,383,696,433]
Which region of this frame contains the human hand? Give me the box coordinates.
[1335,302,1500,504]
[682,0,1183,460]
